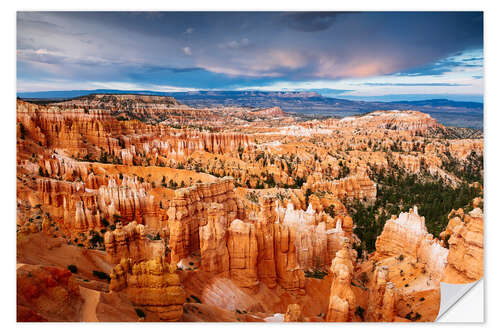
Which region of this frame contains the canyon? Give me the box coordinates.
[16,94,483,322]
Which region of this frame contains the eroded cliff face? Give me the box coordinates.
[104,222,146,264]
[167,177,238,263]
[304,171,377,204]
[228,219,260,293]
[366,266,396,322]
[109,257,186,321]
[16,96,483,322]
[441,198,484,283]
[326,244,356,322]
[17,99,251,167]
[256,196,278,288]
[374,207,449,280]
[273,223,306,294]
[199,203,230,275]
[17,264,83,322]
[284,303,304,322]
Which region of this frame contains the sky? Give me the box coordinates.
[17,11,483,102]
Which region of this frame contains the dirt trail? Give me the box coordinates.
[79,286,101,322]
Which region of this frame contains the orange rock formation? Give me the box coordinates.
[109,257,186,321]
[442,199,484,283]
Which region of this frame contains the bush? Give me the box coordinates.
[304,269,327,279]
[92,270,111,282]
[89,232,104,248]
[355,306,365,321]
[405,312,422,321]
[101,218,109,227]
[67,265,78,274]
[134,308,146,319]
[190,295,202,303]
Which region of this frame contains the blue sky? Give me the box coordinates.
[17,11,483,101]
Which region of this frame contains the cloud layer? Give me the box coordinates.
[17,11,483,98]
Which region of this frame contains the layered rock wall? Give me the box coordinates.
[326,246,356,322]
[366,266,396,322]
[374,207,449,279]
[304,171,377,203]
[227,219,259,293]
[199,203,230,275]
[273,223,306,294]
[442,203,484,283]
[167,177,238,263]
[109,257,185,321]
[104,222,146,264]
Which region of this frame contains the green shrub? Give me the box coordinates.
[304,269,327,279]
[101,218,109,227]
[67,265,78,274]
[135,308,146,319]
[190,295,202,303]
[92,270,111,282]
[355,306,365,321]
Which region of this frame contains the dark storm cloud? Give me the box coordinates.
[17,11,483,91]
[279,12,349,32]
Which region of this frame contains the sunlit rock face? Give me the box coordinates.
[374,206,449,279]
[104,221,146,264]
[109,257,186,321]
[255,196,277,288]
[17,98,251,167]
[366,266,396,322]
[303,171,377,204]
[199,203,230,275]
[284,303,304,322]
[167,177,238,263]
[16,95,483,322]
[274,223,306,294]
[442,200,484,283]
[227,219,259,293]
[326,246,356,322]
[35,174,156,236]
[337,110,443,133]
[17,264,83,322]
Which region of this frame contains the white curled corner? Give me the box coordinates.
[437,279,483,322]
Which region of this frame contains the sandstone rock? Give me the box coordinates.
[256,196,277,288]
[109,257,185,321]
[374,206,448,279]
[168,177,238,263]
[336,110,443,133]
[17,264,83,321]
[326,295,349,322]
[284,304,304,322]
[227,219,259,293]
[442,205,484,283]
[366,266,396,322]
[199,203,230,275]
[273,223,305,294]
[104,221,146,264]
[326,262,355,321]
[303,171,377,203]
